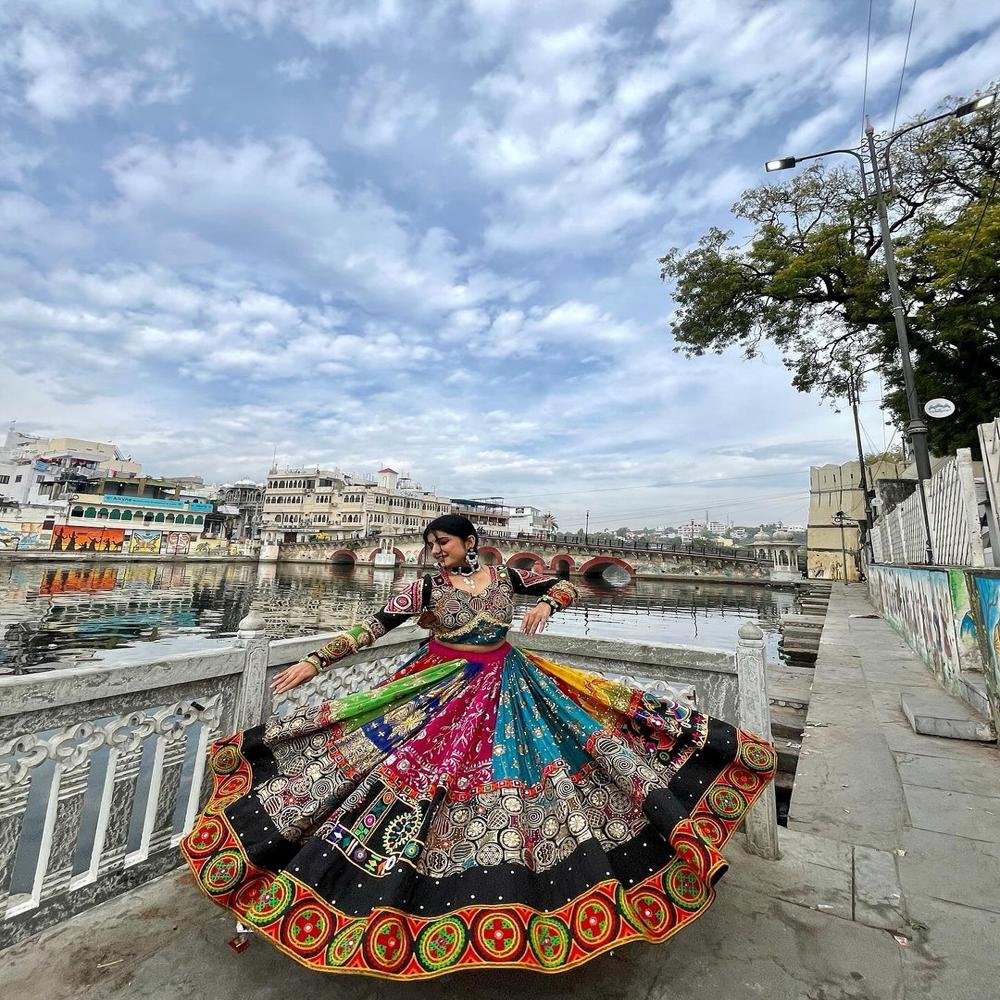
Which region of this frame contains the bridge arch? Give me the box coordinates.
[478,545,503,567]
[328,549,357,565]
[550,554,576,575]
[367,547,406,566]
[507,551,545,572]
[579,556,635,580]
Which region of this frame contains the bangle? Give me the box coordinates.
[536,596,560,613]
[304,653,324,671]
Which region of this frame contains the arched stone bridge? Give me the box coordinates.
[276,533,771,582]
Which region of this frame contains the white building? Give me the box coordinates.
[507,505,555,537]
[261,466,453,542]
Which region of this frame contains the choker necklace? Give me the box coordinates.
[449,562,478,587]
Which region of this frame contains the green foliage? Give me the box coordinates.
[659,89,999,454]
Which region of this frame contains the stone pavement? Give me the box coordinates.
[788,583,1000,999]
[3,583,998,999]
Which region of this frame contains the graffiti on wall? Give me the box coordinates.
[50,525,125,553]
[867,565,960,688]
[949,569,984,674]
[162,531,191,556]
[971,574,1000,728]
[130,529,162,555]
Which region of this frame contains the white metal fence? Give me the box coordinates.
[871,446,986,567]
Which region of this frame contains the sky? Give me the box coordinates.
[1,1,997,531]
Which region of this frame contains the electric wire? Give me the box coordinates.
[890,0,918,133]
[861,0,874,137]
[952,173,998,288]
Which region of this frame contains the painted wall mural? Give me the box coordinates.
[867,565,960,690]
[162,531,191,556]
[970,574,1000,731]
[130,529,162,555]
[50,525,125,553]
[949,569,984,674]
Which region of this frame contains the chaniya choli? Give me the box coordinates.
[182,565,777,979]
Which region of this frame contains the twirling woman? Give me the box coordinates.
[182,514,776,979]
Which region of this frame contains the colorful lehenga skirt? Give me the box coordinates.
[181,639,777,979]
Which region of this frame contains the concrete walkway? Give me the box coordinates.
[787,583,1000,999]
[3,583,998,999]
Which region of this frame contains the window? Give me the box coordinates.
[14,475,22,483]
[121,510,133,521]
[166,513,175,522]
[195,515,203,524]
[35,475,43,484]
[110,509,121,520]
[84,506,96,518]
[71,506,84,517]
[0,475,8,484]
[154,512,165,522]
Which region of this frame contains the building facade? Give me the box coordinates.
[807,458,907,580]
[507,505,555,537]
[261,466,453,542]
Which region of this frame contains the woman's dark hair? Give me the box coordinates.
[423,514,479,546]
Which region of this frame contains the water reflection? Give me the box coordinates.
[0,560,794,674]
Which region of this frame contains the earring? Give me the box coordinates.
[464,547,480,573]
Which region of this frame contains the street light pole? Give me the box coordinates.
[848,373,875,560]
[764,90,996,566]
[834,510,849,581]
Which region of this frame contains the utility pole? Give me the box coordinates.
[585,510,589,545]
[764,93,1000,565]
[863,117,934,564]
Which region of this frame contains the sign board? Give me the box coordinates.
[924,398,955,419]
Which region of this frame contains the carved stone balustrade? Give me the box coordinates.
[0,620,774,948]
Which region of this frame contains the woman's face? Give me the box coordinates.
[428,531,475,569]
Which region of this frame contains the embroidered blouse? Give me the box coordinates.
[304,566,578,670]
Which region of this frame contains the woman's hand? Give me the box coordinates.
[271,660,319,695]
[521,602,553,636]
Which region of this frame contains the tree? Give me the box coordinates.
[659,89,999,455]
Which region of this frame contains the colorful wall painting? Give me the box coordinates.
[970,573,1000,732]
[50,525,125,553]
[949,569,984,674]
[162,531,191,556]
[867,565,961,690]
[130,529,162,555]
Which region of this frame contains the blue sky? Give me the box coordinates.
[1,1,997,530]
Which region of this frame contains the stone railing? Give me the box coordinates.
[0,619,776,948]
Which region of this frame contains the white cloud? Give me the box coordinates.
[342,67,438,149]
[4,23,189,121]
[274,56,321,82]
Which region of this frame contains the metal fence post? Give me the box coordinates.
[234,610,269,731]
[736,623,780,860]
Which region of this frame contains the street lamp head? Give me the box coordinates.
[765,156,797,172]
[954,93,997,118]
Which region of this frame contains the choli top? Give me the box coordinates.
[304,566,578,670]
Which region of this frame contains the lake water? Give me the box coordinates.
[0,560,796,673]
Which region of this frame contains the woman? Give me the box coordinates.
[182,515,776,979]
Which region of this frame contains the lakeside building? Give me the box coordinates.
[262,466,453,542]
[450,497,510,538]
[507,504,556,537]
[0,426,239,556]
[807,458,907,580]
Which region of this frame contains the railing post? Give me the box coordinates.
[736,623,780,860]
[234,610,270,731]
